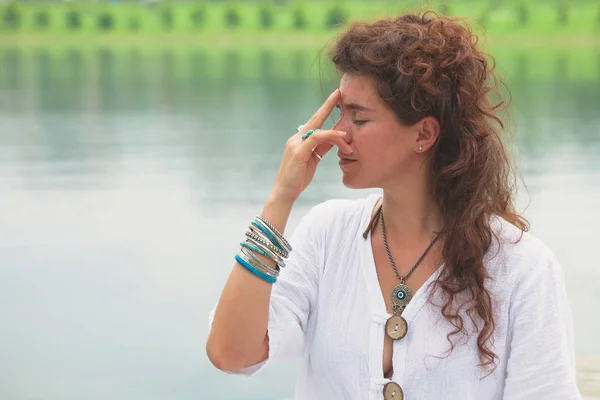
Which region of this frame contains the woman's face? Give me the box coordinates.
[333,73,420,189]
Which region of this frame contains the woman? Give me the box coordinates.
[206,12,581,400]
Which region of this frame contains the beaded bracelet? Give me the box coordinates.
[251,221,284,251]
[248,224,285,253]
[242,237,287,269]
[245,231,287,259]
[235,215,292,284]
[247,227,289,261]
[254,215,292,253]
[248,224,290,259]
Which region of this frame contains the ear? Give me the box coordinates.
[415,116,440,153]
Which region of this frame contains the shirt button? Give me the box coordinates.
[383,381,404,400]
[385,315,408,340]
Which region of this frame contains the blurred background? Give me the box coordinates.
[0,0,599,399]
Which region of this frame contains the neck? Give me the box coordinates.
[379,174,442,245]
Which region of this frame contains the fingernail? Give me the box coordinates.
[330,89,339,97]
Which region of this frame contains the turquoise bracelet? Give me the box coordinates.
[251,221,284,251]
[240,242,273,260]
[235,254,277,284]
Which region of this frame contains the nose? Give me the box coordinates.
[333,119,352,144]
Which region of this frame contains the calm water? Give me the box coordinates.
[0,45,599,399]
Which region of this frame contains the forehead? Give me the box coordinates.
[339,73,380,105]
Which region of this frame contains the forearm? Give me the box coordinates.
[206,195,294,371]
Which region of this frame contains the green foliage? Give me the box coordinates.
[190,6,206,29]
[516,0,529,26]
[34,9,50,30]
[224,6,240,29]
[258,5,274,29]
[292,5,307,30]
[557,0,569,26]
[490,0,502,10]
[98,12,115,31]
[128,15,141,32]
[65,9,82,31]
[2,3,21,31]
[439,3,451,16]
[478,4,492,27]
[160,7,174,31]
[0,1,598,39]
[325,5,346,29]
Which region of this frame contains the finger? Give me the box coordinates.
[304,89,341,130]
[301,129,352,156]
[311,142,334,162]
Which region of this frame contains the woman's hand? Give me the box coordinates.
[270,89,352,202]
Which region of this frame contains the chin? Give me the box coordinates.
[341,175,368,190]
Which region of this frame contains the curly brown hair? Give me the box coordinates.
[329,11,529,372]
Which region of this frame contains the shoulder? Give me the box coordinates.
[489,216,558,265]
[303,193,379,224]
[486,216,564,292]
[296,193,380,241]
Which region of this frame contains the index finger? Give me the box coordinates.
[304,89,341,130]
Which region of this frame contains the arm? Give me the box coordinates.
[206,88,350,374]
[206,195,293,372]
[503,251,581,399]
[206,198,325,375]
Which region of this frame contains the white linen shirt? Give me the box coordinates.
[209,193,581,400]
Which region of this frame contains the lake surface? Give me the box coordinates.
[0,44,599,399]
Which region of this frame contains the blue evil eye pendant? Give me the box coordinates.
[387,283,412,340]
[391,283,412,316]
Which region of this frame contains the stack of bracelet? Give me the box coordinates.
[234,215,292,284]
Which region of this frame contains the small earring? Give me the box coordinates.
[418,145,423,152]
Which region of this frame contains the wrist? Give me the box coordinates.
[266,189,297,208]
[261,194,295,236]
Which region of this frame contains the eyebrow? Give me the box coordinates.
[336,102,374,112]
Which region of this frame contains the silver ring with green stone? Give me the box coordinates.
[301,129,321,141]
[302,130,314,141]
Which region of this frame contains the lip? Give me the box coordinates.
[337,152,357,161]
[338,159,357,165]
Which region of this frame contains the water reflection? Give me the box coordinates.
[0,45,599,399]
[1,46,598,193]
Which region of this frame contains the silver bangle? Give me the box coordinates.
[239,248,279,279]
[238,250,278,280]
[245,231,287,259]
[242,249,280,278]
[242,238,284,265]
[249,223,290,258]
[254,216,293,253]
[255,215,293,253]
[248,225,289,259]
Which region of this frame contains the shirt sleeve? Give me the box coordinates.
[503,250,582,399]
[208,202,325,376]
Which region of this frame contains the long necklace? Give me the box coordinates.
[379,206,440,340]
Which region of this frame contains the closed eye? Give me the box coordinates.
[353,120,368,126]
